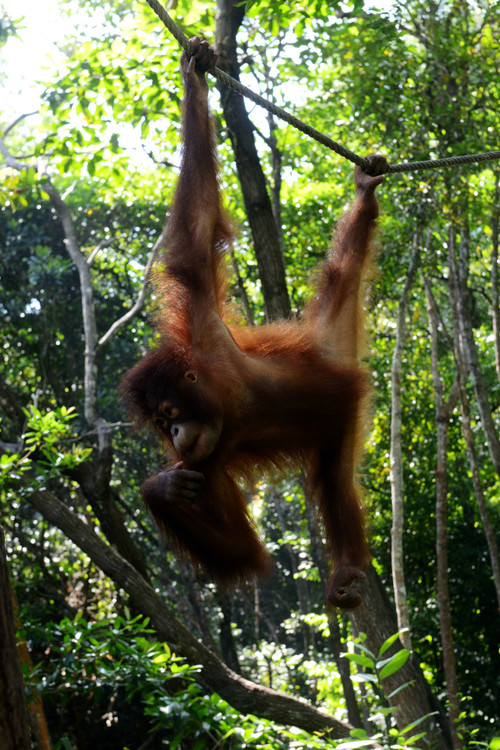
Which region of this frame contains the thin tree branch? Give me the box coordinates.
[390,231,421,651]
[87,238,116,268]
[2,111,38,137]
[97,229,165,352]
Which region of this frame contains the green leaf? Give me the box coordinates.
[152,653,170,664]
[351,673,378,684]
[378,630,407,657]
[378,649,410,680]
[387,680,415,699]
[349,728,368,739]
[400,712,438,734]
[343,652,375,669]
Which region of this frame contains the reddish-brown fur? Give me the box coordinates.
[120,39,387,608]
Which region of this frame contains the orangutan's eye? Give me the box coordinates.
[160,402,180,420]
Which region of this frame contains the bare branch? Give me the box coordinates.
[2,111,38,137]
[87,238,116,268]
[0,131,101,427]
[61,181,77,201]
[0,134,38,172]
[97,229,165,352]
[38,180,101,426]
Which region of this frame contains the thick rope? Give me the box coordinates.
[387,151,500,173]
[145,0,500,175]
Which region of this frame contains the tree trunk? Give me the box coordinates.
[390,234,420,650]
[218,594,242,674]
[272,492,313,656]
[70,423,149,582]
[215,0,290,322]
[452,224,500,475]
[304,499,363,728]
[351,566,452,750]
[448,234,500,614]
[40,177,150,582]
[424,279,463,750]
[14,594,53,750]
[0,527,31,750]
[490,176,500,382]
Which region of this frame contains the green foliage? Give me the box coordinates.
[29,613,330,748]
[0,5,19,46]
[340,633,434,749]
[470,738,500,750]
[23,405,91,468]
[28,615,432,749]
[0,406,91,497]
[344,634,410,683]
